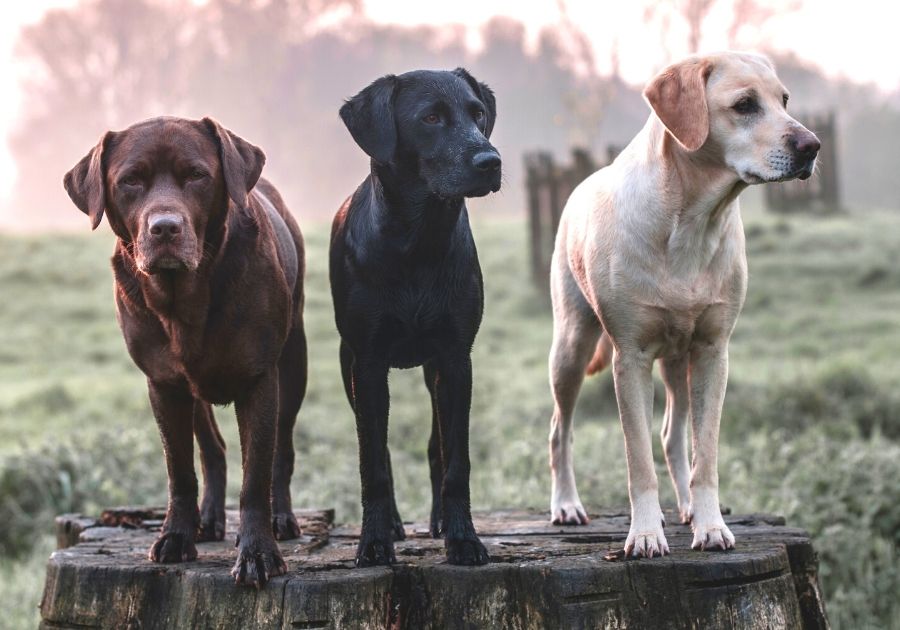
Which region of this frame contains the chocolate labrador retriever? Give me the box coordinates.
[331,69,501,567]
[63,116,307,587]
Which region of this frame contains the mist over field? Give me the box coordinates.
[2,0,900,229]
[0,1,899,628]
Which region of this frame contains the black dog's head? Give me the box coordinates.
[340,68,500,198]
[64,116,264,275]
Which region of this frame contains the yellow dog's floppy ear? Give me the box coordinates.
[643,59,713,152]
[64,132,112,230]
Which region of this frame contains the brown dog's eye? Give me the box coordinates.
[422,113,440,125]
[119,174,142,187]
[186,168,207,181]
[732,97,759,115]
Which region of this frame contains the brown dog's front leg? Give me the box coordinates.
[433,353,489,565]
[232,368,286,588]
[147,380,200,563]
[194,400,227,542]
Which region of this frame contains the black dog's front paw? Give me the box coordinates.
[429,507,443,539]
[149,530,198,563]
[272,512,302,541]
[231,534,287,588]
[446,535,489,566]
[356,530,396,567]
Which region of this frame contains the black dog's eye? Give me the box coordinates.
[474,109,485,122]
[732,96,759,115]
[119,174,142,188]
[422,113,440,125]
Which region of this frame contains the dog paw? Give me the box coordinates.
[624,525,670,558]
[197,513,226,542]
[691,520,735,551]
[678,502,693,525]
[550,499,590,525]
[390,510,406,542]
[272,512,302,541]
[231,537,287,588]
[355,531,396,567]
[149,530,198,563]
[446,535,490,566]
[429,513,443,539]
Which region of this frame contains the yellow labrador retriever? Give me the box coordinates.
[548,52,819,557]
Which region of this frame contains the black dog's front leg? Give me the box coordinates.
[341,341,405,542]
[424,361,443,538]
[434,353,490,565]
[350,353,396,566]
[147,380,200,563]
[231,368,286,588]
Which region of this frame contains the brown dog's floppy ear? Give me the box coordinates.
[453,68,497,138]
[64,132,111,230]
[202,117,266,210]
[339,75,397,165]
[643,59,713,151]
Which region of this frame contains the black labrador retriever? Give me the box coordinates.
[330,68,501,567]
[63,117,306,588]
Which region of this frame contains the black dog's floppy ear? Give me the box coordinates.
[340,74,398,164]
[453,67,497,138]
[202,117,266,210]
[64,132,112,230]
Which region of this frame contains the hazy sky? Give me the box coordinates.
[0,0,894,207]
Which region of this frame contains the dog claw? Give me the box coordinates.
[551,501,590,525]
[355,535,396,567]
[272,512,302,541]
[231,540,287,588]
[446,536,490,565]
[149,530,198,563]
[197,516,226,542]
[624,528,669,559]
[691,524,735,551]
[390,512,406,542]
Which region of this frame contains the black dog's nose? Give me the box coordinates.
[149,214,184,240]
[789,131,821,160]
[472,151,501,172]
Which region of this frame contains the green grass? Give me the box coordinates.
[1,207,899,628]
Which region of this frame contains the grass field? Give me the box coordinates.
[1,206,899,628]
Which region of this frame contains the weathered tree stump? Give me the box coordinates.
[41,507,828,629]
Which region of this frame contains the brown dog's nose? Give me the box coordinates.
[149,214,184,240]
[790,131,821,160]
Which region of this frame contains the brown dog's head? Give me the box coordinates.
[643,52,820,184]
[64,116,265,275]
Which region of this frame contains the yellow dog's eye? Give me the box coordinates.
[782,94,789,108]
[732,97,759,115]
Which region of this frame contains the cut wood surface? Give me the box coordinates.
[41,507,828,629]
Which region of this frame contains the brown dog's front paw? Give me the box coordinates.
[231,537,287,588]
[272,512,302,541]
[446,536,489,566]
[149,531,198,563]
[197,513,226,542]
